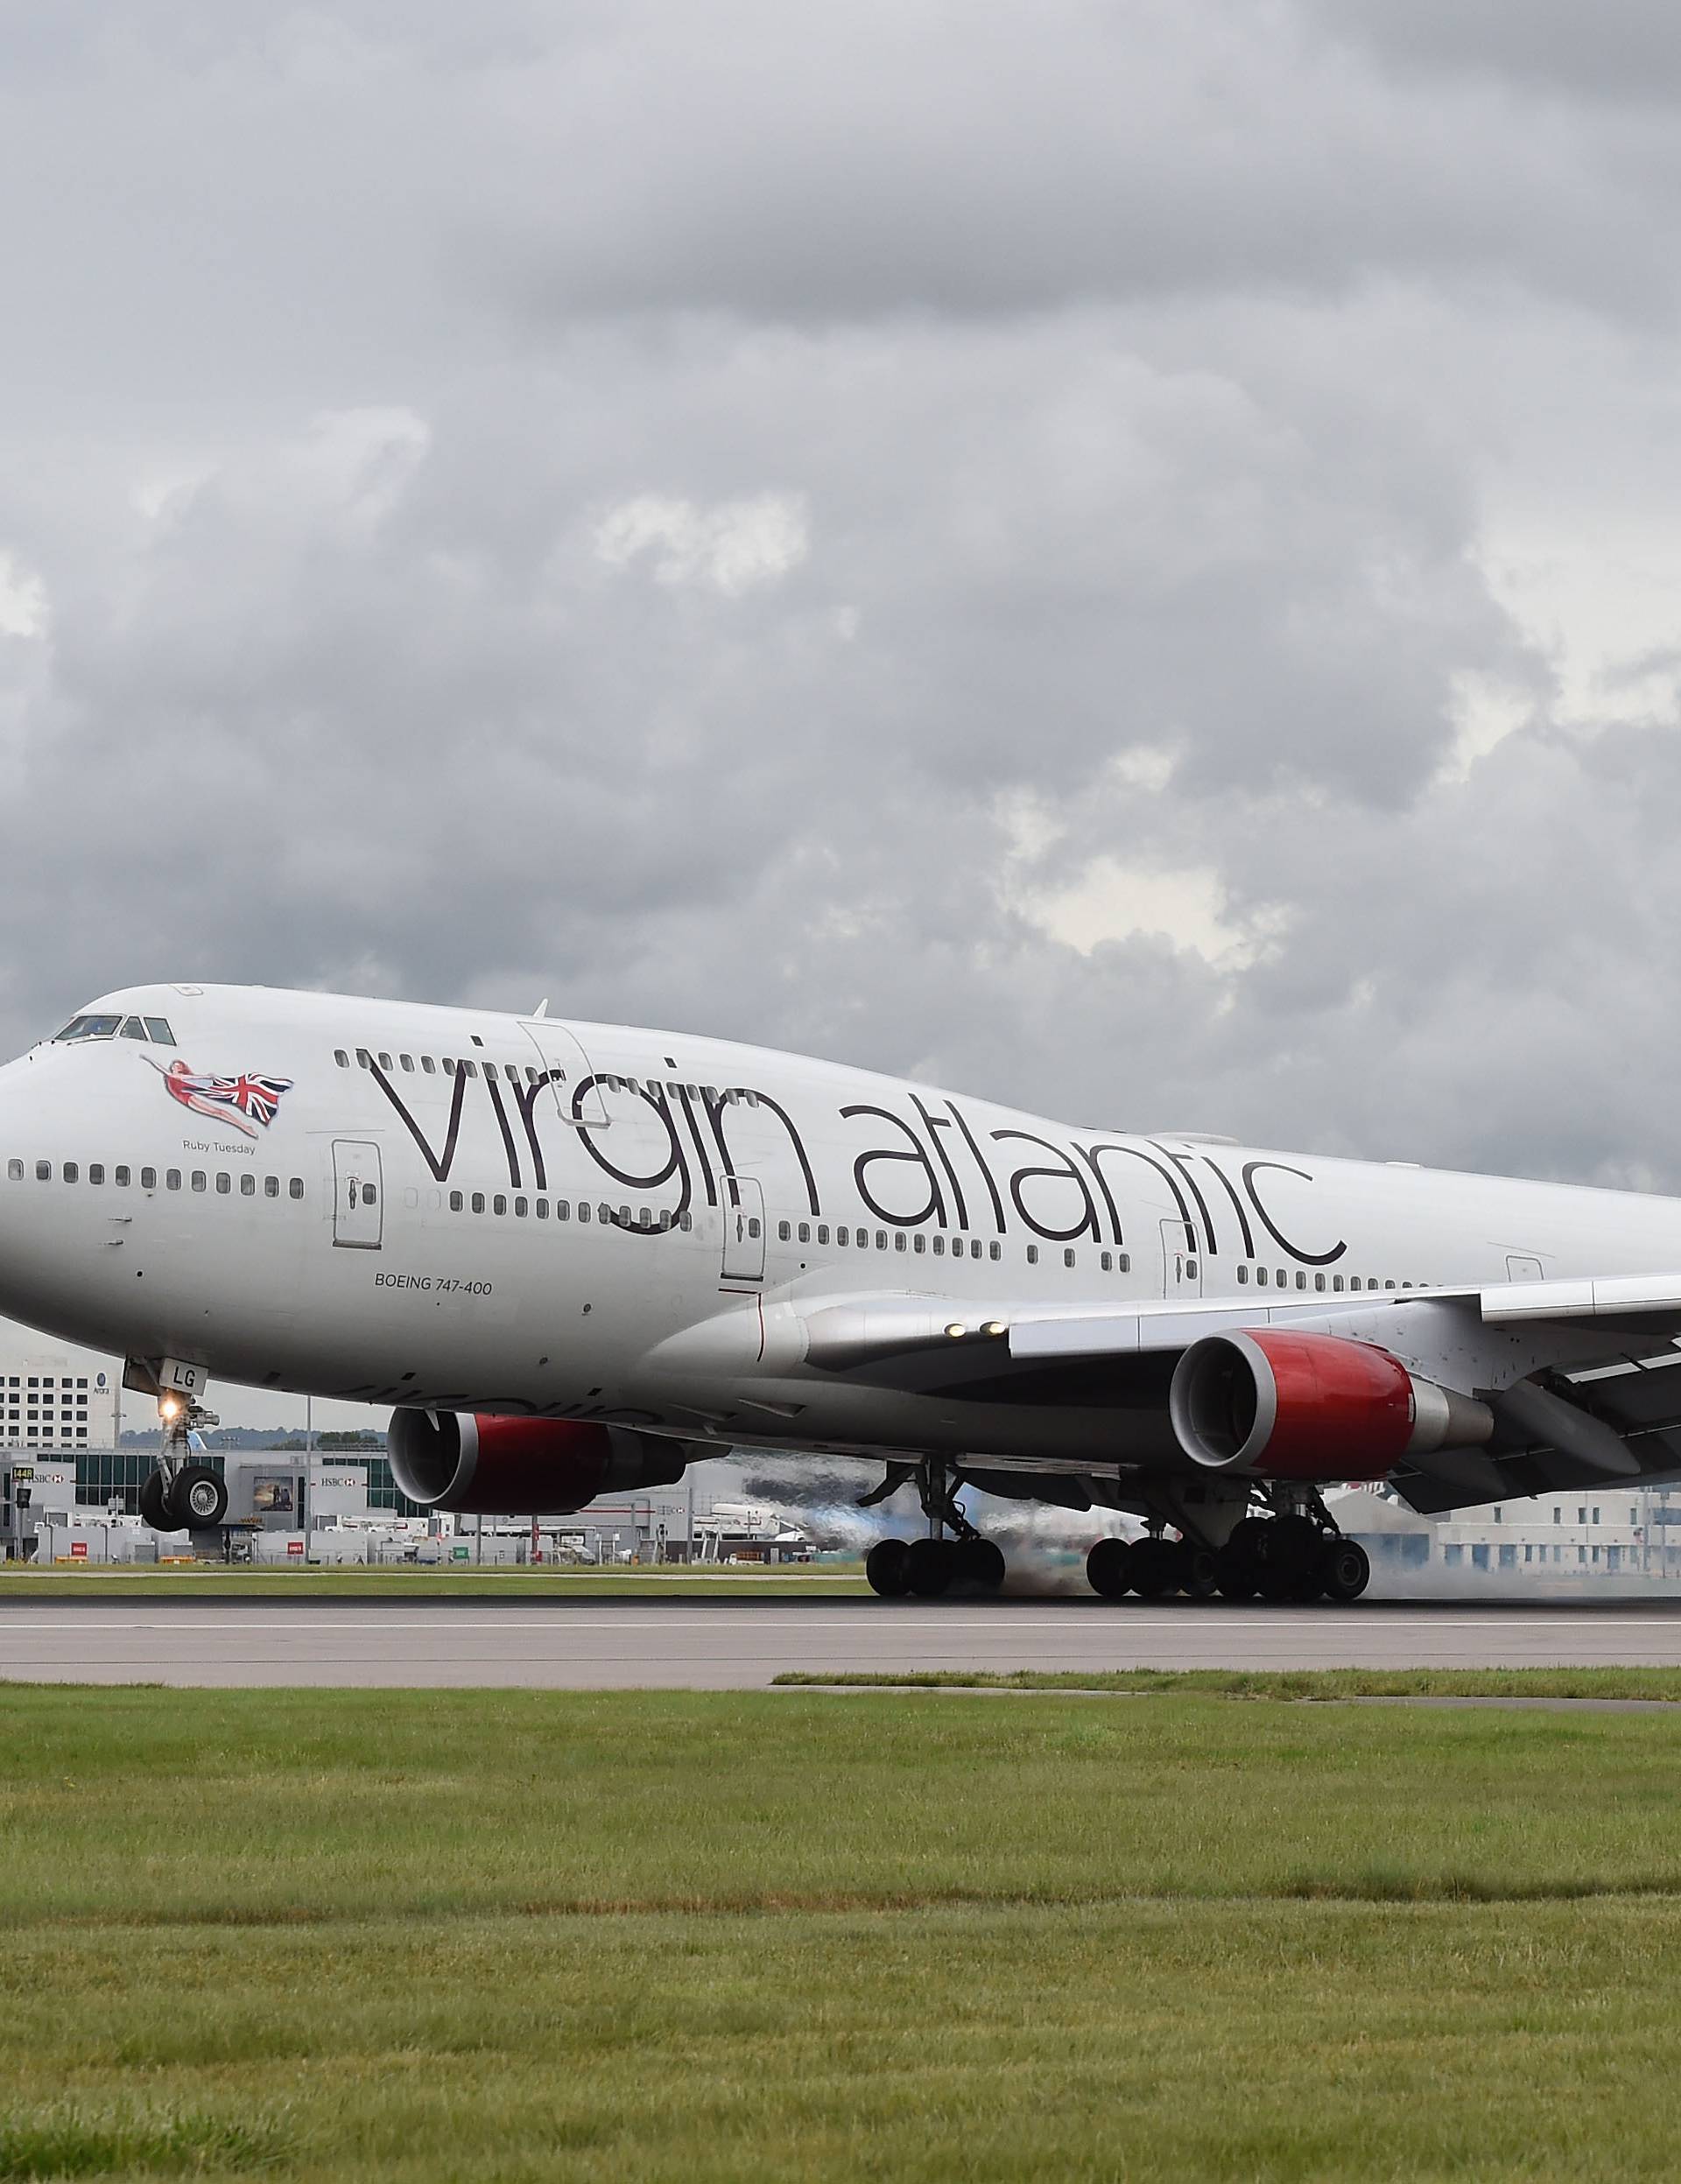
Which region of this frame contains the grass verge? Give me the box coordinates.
[5,1685,1681,2179]
[772,1665,1681,1700]
[0,1563,866,1598]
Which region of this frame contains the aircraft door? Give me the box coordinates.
[332,1141,384,1250]
[1161,1218,1202,1297]
[518,1016,609,1129]
[721,1176,766,1285]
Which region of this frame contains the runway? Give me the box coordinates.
[9,1595,1681,1687]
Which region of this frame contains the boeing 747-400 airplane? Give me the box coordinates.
[5,981,1681,1602]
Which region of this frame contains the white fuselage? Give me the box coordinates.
[0,982,1677,1472]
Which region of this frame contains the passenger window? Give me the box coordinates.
[931,1235,944,1255]
[1027,1245,1039,1266]
[216,1173,230,1194]
[577,1202,590,1223]
[515,1197,528,1217]
[679,1211,693,1231]
[422,1057,436,1075]
[166,1169,181,1190]
[144,1019,175,1043]
[264,1176,278,1197]
[1315,1274,1326,1291]
[1064,1248,1076,1268]
[463,1061,478,1078]
[493,1195,506,1215]
[836,1225,849,1246]
[748,1216,761,1237]
[779,1221,792,1241]
[798,1222,811,1243]
[443,1058,456,1075]
[876,1232,887,1250]
[142,1168,157,1190]
[1118,1253,1129,1272]
[988,1242,1002,1261]
[557,1200,571,1220]
[1333,1275,1344,1292]
[88,1164,104,1185]
[6,1160,20,1182]
[1257,1268,1269,1286]
[355,1050,371,1069]
[1101,1251,1113,1272]
[818,1223,831,1245]
[362,1183,377,1205]
[192,1172,207,1192]
[63,1162,78,1183]
[913,1234,926,1254]
[1385,1280,1396,1290]
[400,1055,415,1073]
[1296,1272,1307,1290]
[115,1166,130,1187]
[1276,1270,1286,1288]
[536,1197,549,1219]
[449,1190,463,1211]
[120,1016,148,1041]
[895,1233,907,1252]
[334,1050,349,1068]
[289,1178,303,1199]
[240,1173,256,1197]
[1236,1265,1248,1284]
[472,1192,486,1214]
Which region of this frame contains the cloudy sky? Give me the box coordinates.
[6,0,1681,1206]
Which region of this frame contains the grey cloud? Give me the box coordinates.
[4,0,1681,1239]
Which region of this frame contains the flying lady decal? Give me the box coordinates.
[145,1057,294,1139]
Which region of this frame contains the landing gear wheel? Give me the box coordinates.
[1129,1537,1181,1599]
[865,1539,912,1598]
[1319,1539,1371,1604]
[1179,1546,1220,1600]
[905,1537,955,1598]
[168,1464,227,1530]
[955,1537,1006,1591]
[1087,1537,1134,1600]
[138,1471,179,1533]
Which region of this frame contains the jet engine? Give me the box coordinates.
[387,1410,688,1514]
[1168,1329,1493,1481]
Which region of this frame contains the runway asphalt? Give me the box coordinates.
[10,1594,1681,1687]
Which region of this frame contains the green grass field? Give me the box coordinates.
[6,1683,1681,2180]
[0,1562,867,1598]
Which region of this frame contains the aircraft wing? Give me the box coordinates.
[793,1277,1681,1511]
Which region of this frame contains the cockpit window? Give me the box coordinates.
[53,1011,176,1045]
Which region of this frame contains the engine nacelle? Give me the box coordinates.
[387,1410,688,1514]
[1168,1330,1494,1481]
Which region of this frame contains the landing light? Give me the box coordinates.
[982,1321,1008,1338]
[944,1323,965,1338]
[159,1396,181,1420]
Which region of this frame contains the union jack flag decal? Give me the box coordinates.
[145,1056,294,1140]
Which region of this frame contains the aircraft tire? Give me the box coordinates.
[1179,1545,1220,1600]
[865,1540,912,1598]
[138,1471,180,1533]
[905,1537,955,1598]
[1319,1539,1371,1604]
[957,1537,1007,1591]
[1086,1537,1134,1599]
[1129,1538,1181,1599]
[168,1464,228,1530]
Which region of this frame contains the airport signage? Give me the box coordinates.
[69,1541,87,1559]
[286,1539,304,1557]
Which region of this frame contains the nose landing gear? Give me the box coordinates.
[138,1385,228,1534]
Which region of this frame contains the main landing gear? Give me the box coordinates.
[862,1457,1007,1598]
[1086,1498,1371,1605]
[137,1382,228,1534]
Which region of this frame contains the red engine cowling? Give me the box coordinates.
[1168,1330,1493,1481]
[387,1410,688,1514]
